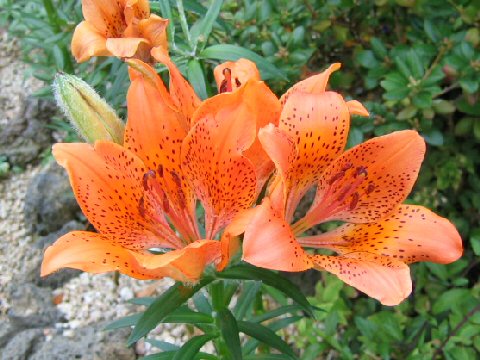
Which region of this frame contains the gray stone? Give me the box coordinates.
[1,329,44,360]
[14,220,83,288]
[6,283,61,331]
[24,162,81,236]
[30,323,136,360]
[0,97,55,166]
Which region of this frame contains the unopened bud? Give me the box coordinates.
[53,73,124,144]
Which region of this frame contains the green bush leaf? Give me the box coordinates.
[128,277,214,345]
[200,44,287,80]
[233,281,261,319]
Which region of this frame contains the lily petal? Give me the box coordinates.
[71,21,110,63]
[183,82,260,238]
[311,252,412,306]
[276,91,351,220]
[300,205,463,264]
[139,14,169,49]
[81,0,126,37]
[125,62,197,240]
[53,141,179,250]
[301,130,426,228]
[243,198,313,272]
[280,63,341,106]
[346,100,369,117]
[214,58,261,93]
[41,231,220,282]
[106,37,148,58]
[151,47,201,127]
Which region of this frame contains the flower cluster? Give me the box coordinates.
[42,0,462,305]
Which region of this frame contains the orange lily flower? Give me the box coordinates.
[71,0,168,63]
[242,64,462,305]
[42,56,280,281]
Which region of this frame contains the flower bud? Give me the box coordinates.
[53,74,124,144]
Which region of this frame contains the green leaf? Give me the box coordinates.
[432,289,471,314]
[422,129,444,146]
[459,79,479,94]
[172,334,217,360]
[233,281,261,319]
[193,291,213,314]
[244,355,292,360]
[52,45,65,70]
[237,321,297,359]
[187,59,208,100]
[163,306,214,324]
[412,91,432,109]
[397,105,417,120]
[104,313,141,331]
[356,50,379,69]
[217,263,313,317]
[141,351,177,360]
[146,339,179,351]
[432,100,456,114]
[217,309,243,360]
[128,277,214,345]
[370,37,388,58]
[200,44,287,80]
[470,228,480,255]
[190,0,223,47]
[250,305,302,323]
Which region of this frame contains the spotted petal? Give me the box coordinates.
[125,61,197,240]
[243,198,313,272]
[182,82,260,238]
[41,231,220,282]
[53,141,180,251]
[268,91,352,220]
[300,205,463,264]
[311,252,412,306]
[299,130,426,230]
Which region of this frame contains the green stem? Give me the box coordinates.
[42,0,60,32]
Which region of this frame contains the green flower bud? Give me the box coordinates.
[53,73,125,144]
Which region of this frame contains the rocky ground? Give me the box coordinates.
[0,29,190,359]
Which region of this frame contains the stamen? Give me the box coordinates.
[219,68,233,93]
[143,170,156,190]
[355,166,368,177]
[328,171,345,185]
[157,164,164,178]
[349,192,360,210]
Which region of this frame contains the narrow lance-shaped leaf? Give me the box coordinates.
[172,334,218,360]
[127,277,214,345]
[217,263,313,317]
[217,309,243,360]
[237,321,297,359]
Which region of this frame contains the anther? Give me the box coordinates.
[349,192,360,210]
[138,196,146,217]
[341,162,353,172]
[355,166,368,177]
[143,170,156,190]
[328,171,345,185]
